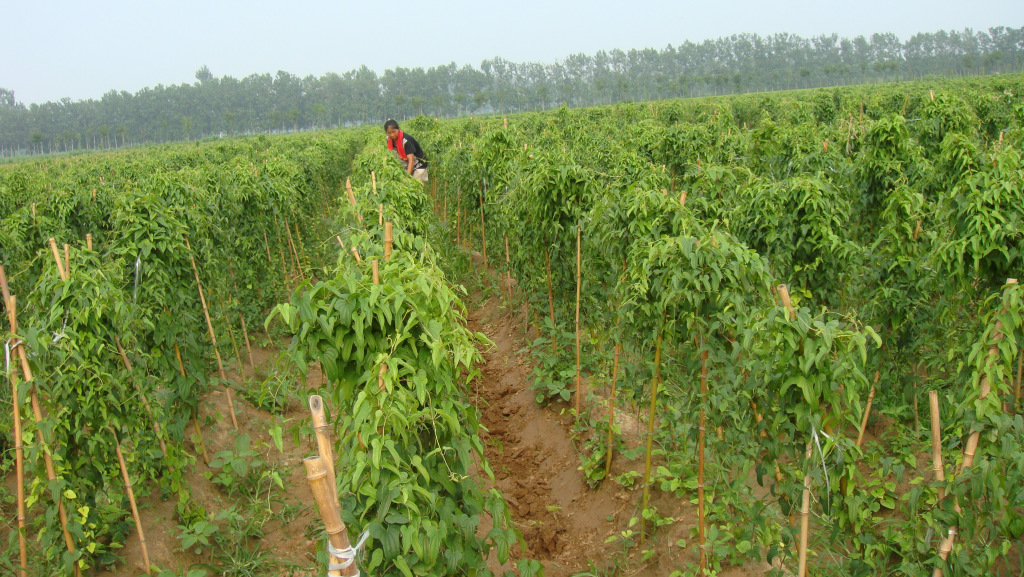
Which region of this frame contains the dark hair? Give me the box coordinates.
[384,119,399,131]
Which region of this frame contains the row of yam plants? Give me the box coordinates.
[1,73,1024,576]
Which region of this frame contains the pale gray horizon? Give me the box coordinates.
[2,0,1021,106]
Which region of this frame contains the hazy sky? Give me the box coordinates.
[3,1,1021,105]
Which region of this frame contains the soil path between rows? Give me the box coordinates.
[467,273,773,577]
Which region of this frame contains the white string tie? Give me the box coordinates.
[4,339,12,377]
[327,530,370,575]
[133,252,142,303]
[52,316,67,343]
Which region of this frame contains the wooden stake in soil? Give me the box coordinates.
[110,427,151,574]
[698,346,709,575]
[797,442,813,577]
[639,325,664,544]
[224,312,244,375]
[384,221,393,261]
[545,250,556,354]
[86,233,93,251]
[48,237,68,280]
[604,342,621,479]
[283,217,304,279]
[184,236,239,429]
[856,371,879,447]
[479,192,487,267]
[1011,348,1023,414]
[304,457,361,577]
[1,291,80,576]
[3,293,28,577]
[504,233,513,301]
[929,390,946,501]
[372,260,380,285]
[931,278,1017,577]
[174,342,210,465]
[114,337,169,462]
[574,223,582,417]
[345,178,363,227]
[239,312,256,374]
[309,396,339,507]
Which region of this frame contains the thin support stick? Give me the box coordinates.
[1,292,79,576]
[929,390,946,501]
[184,237,238,429]
[114,337,169,463]
[574,223,582,417]
[240,313,256,374]
[639,326,664,545]
[175,342,210,465]
[604,343,621,479]
[856,371,879,447]
[3,293,28,577]
[111,428,152,574]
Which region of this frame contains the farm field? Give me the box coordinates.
[2,73,1024,577]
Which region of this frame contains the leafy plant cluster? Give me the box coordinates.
[417,74,1024,575]
[0,130,363,573]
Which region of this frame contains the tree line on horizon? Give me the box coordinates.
[1,25,1022,156]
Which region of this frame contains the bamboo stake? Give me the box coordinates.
[64,243,70,276]
[283,217,304,279]
[263,230,274,267]
[574,224,582,416]
[797,442,813,577]
[3,293,28,577]
[239,313,256,374]
[778,284,795,319]
[2,291,80,576]
[378,203,383,227]
[114,337,169,463]
[371,171,377,193]
[604,343,621,479]
[639,326,664,544]
[479,193,487,267]
[216,305,244,376]
[351,247,362,264]
[680,190,687,207]
[184,237,238,429]
[293,220,306,269]
[929,390,946,501]
[698,346,709,575]
[278,241,291,284]
[384,221,393,261]
[856,371,879,447]
[932,278,1016,577]
[504,233,512,301]
[345,178,362,227]
[545,250,556,355]
[1015,350,1023,414]
[48,237,68,280]
[309,396,339,507]
[304,457,360,577]
[174,343,210,465]
[86,234,93,251]
[110,427,151,574]
[372,260,380,285]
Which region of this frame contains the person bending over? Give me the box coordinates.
[385,119,428,183]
